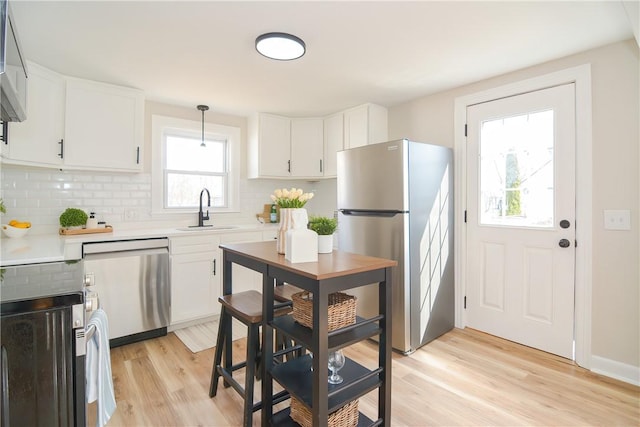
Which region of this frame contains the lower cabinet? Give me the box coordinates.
[170,235,221,325]
[170,229,277,326]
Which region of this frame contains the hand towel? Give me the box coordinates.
[86,308,117,427]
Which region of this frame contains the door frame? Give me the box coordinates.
[453,64,593,368]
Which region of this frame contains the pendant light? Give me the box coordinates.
[255,32,305,61]
[197,104,209,147]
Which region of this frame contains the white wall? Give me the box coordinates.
[388,39,639,374]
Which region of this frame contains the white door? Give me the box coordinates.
[466,84,576,359]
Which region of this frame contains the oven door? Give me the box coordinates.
[1,302,85,427]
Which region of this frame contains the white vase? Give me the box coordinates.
[277,208,308,254]
[317,234,334,253]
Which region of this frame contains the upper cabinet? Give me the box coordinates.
[248,114,324,179]
[248,103,387,179]
[2,61,144,172]
[63,78,144,171]
[343,103,388,149]
[290,118,323,178]
[3,62,65,167]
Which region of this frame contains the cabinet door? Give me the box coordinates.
[63,78,144,171]
[323,113,343,177]
[258,114,291,177]
[291,118,323,178]
[4,62,65,166]
[343,105,369,149]
[171,250,220,324]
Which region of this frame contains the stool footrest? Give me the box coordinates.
[216,365,246,397]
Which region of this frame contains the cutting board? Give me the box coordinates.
[59,225,113,235]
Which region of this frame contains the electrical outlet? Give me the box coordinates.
[124,209,138,221]
[603,210,631,230]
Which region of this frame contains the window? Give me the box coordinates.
[152,115,240,215]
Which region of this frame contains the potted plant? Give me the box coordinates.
[308,216,337,253]
[59,208,88,229]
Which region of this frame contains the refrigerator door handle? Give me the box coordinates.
[340,209,404,217]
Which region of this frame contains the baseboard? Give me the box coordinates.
[590,355,640,386]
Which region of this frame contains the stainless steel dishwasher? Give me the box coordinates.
[83,238,170,347]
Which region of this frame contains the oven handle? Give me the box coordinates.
[1,345,9,426]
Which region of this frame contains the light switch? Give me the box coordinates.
[603,210,631,230]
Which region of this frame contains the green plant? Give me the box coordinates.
[0,198,5,214]
[308,216,338,235]
[59,208,88,227]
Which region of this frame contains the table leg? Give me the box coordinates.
[261,273,275,425]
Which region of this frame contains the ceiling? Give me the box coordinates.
[10,1,636,118]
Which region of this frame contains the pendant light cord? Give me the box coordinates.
[197,104,209,147]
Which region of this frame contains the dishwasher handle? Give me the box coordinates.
[83,247,168,261]
[83,238,169,257]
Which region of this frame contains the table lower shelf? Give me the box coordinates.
[271,406,376,427]
[270,354,381,414]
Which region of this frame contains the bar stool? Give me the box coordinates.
[209,290,294,427]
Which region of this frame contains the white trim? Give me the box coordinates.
[591,355,640,386]
[454,64,593,369]
[151,115,241,218]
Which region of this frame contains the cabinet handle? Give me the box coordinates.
[212,259,216,275]
[136,146,140,164]
[1,344,9,426]
[1,121,7,144]
[320,159,323,173]
[58,139,64,159]
[287,160,291,173]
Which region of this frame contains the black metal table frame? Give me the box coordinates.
[220,246,392,427]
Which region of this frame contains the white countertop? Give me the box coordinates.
[1,223,278,266]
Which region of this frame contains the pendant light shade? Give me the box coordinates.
[255,32,305,61]
[197,104,209,147]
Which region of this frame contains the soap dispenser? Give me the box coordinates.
[87,212,98,229]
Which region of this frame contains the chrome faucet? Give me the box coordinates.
[198,188,210,227]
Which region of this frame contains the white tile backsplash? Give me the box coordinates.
[1,164,337,234]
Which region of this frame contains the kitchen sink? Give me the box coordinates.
[176,225,239,231]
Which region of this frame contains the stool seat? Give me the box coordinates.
[273,283,303,303]
[210,289,296,427]
[218,290,291,324]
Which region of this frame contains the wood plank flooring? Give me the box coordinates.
[92,327,639,426]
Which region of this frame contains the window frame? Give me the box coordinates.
[151,115,240,216]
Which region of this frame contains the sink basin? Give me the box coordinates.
[176,225,239,231]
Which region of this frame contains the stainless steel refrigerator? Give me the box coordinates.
[337,139,454,354]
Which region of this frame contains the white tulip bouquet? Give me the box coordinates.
[270,188,314,208]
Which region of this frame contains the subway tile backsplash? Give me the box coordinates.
[0,164,337,234]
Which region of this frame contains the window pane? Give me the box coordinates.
[479,110,554,228]
[166,135,225,172]
[166,173,226,208]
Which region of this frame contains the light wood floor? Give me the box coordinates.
[92,327,639,426]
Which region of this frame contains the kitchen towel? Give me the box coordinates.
[86,308,117,427]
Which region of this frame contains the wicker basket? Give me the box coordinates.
[290,397,359,427]
[291,291,356,331]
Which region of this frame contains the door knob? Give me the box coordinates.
[559,219,570,229]
[558,239,571,248]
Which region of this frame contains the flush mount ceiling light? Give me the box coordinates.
[255,32,306,61]
[197,104,209,147]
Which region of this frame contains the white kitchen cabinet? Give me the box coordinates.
[4,62,65,167]
[170,235,221,325]
[248,113,291,178]
[1,62,144,172]
[63,78,144,171]
[290,118,323,178]
[323,112,344,177]
[220,231,265,293]
[248,113,325,179]
[343,103,388,149]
